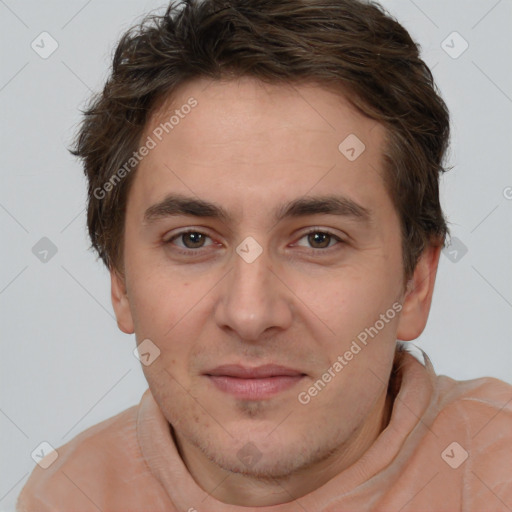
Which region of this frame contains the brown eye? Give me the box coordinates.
[307,232,332,249]
[180,232,207,248]
[165,230,214,250]
[293,229,344,252]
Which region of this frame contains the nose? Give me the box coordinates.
[213,245,293,342]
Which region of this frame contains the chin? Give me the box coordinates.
[187,420,337,479]
[205,439,312,479]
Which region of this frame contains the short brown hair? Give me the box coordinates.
[72,0,450,279]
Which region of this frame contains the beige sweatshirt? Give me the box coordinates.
[17,350,512,511]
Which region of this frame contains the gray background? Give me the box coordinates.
[1,1,511,510]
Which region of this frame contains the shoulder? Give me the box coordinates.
[435,373,512,424]
[385,371,512,510]
[16,392,164,512]
[431,375,512,500]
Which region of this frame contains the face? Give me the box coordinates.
[111,77,438,489]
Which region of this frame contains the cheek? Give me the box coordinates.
[144,364,217,438]
[128,272,210,370]
[128,267,194,331]
[292,265,400,341]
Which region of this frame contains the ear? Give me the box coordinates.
[397,244,441,341]
[110,269,135,334]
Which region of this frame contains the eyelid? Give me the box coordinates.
[300,226,344,237]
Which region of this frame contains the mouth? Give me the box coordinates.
[204,364,306,400]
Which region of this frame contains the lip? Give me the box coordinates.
[204,364,306,400]
[205,364,304,379]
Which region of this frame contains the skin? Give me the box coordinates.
[110,77,440,506]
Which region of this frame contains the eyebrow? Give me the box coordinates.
[143,193,372,225]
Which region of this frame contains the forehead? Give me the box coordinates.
[132,77,388,217]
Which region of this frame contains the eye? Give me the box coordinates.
[165,230,214,250]
[164,228,344,257]
[295,230,343,250]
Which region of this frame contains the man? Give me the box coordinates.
[17,0,512,510]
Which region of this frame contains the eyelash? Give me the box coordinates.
[164,228,345,257]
